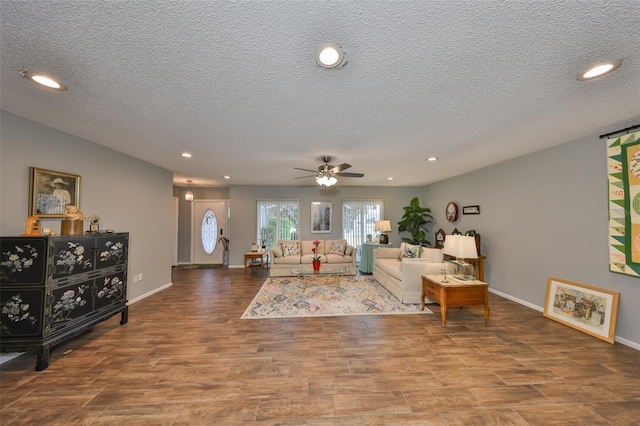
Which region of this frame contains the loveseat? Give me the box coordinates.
[372,244,451,304]
[269,239,356,277]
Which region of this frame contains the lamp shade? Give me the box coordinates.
[443,235,477,259]
[375,220,391,233]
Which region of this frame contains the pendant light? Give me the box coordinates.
[185,180,194,202]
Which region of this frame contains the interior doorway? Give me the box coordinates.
[191,199,229,264]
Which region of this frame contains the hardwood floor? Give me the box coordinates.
[1,267,639,425]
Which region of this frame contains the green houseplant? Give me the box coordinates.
[397,197,433,246]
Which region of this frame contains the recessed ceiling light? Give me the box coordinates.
[315,43,346,69]
[181,152,192,158]
[577,60,622,81]
[20,70,68,91]
[427,157,438,161]
[224,176,231,179]
[387,177,394,181]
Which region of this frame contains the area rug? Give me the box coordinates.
[241,275,431,319]
[180,264,227,270]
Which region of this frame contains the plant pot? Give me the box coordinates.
[312,260,321,273]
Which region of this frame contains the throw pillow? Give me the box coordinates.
[272,246,283,258]
[328,242,346,256]
[402,244,421,259]
[344,246,353,256]
[281,242,299,257]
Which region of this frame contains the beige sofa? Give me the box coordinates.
[372,244,451,304]
[269,239,356,277]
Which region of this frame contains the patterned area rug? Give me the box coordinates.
[241,275,431,319]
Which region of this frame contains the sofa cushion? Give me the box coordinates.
[281,242,300,257]
[325,253,354,265]
[401,243,421,259]
[301,253,327,263]
[273,255,302,265]
[328,241,346,256]
[301,240,323,255]
[376,258,402,280]
[420,247,444,262]
[399,257,435,271]
[345,246,353,256]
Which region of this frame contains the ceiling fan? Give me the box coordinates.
[294,156,364,192]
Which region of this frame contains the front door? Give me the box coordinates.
[191,200,229,264]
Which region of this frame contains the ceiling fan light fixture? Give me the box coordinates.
[20,70,68,91]
[316,174,337,187]
[577,60,621,80]
[315,43,345,69]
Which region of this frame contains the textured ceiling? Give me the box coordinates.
[1,1,639,188]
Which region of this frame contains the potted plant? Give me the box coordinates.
[397,197,433,246]
[311,239,321,272]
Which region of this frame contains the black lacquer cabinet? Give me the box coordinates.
[0,233,128,370]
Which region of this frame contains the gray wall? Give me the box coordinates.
[423,119,640,346]
[228,185,421,263]
[173,186,230,264]
[1,111,174,301]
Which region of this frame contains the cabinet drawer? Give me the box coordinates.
[422,282,441,301]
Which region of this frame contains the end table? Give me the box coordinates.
[421,274,490,327]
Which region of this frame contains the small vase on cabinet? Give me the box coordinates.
[312,260,321,273]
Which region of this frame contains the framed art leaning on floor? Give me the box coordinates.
[543,277,619,344]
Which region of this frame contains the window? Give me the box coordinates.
[257,200,299,249]
[201,209,218,255]
[342,199,384,250]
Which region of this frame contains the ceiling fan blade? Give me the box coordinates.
[294,167,318,173]
[294,175,316,179]
[331,163,352,172]
[335,172,364,178]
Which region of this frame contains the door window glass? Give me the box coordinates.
[201,209,217,255]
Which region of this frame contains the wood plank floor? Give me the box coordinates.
[1,267,639,425]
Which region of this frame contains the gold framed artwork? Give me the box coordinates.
[543,277,619,344]
[29,167,81,217]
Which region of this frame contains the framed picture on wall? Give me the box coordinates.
[311,201,332,233]
[29,167,81,217]
[543,277,619,344]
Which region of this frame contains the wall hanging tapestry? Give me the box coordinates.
[607,130,640,276]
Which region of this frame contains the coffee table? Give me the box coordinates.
[290,265,351,291]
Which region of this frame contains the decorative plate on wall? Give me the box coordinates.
[446,202,458,222]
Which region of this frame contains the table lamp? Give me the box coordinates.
[375,220,392,244]
[443,235,478,281]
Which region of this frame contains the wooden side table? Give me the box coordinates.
[421,274,490,327]
[244,251,267,272]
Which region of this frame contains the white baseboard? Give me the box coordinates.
[0,353,23,365]
[488,288,639,351]
[128,282,172,305]
[489,288,543,312]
